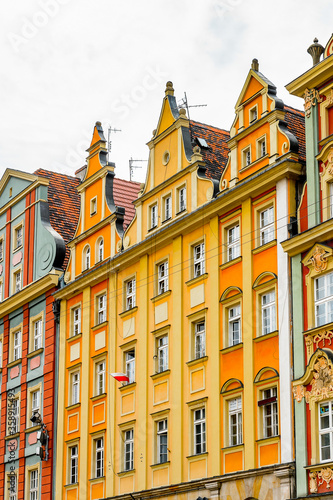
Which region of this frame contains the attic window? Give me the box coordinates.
[90,197,97,216]
[196,138,209,149]
[249,105,258,123]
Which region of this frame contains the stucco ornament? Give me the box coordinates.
[326,149,333,177]
[293,356,333,403]
[309,245,329,273]
[303,88,322,118]
[326,89,333,107]
[305,330,333,356]
[309,471,318,494]
[318,467,333,489]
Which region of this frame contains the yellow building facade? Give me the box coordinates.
[55,66,305,500]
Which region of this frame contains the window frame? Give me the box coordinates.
[93,436,104,478]
[29,312,44,353]
[260,289,277,335]
[96,237,104,263]
[123,428,134,471]
[163,193,172,221]
[156,333,168,373]
[156,419,168,464]
[227,224,240,262]
[157,260,169,295]
[193,320,206,360]
[319,400,333,463]
[150,203,158,229]
[124,278,136,311]
[13,267,22,294]
[83,245,91,271]
[314,271,333,327]
[7,393,20,435]
[192,406,206,455]
[11,327,22,362]
[27,383,42,428]
[242,145,252,168]
[0,235,4,262]
[228,396,243,446]
[124,348,135,384]
[96,293,107,325]
[259,206,275,246]
[90,196,97,216]
[177,184,187,214]
[228,303,241,346]
[71,304,82,337]
[94,358,106,396]
[257,134,267,159]
[193,241,205,278]
[13,222,23,251]
[69,369,80,406]
[249,104,258,123]
[68,443,79,485]
[258,386,279,439]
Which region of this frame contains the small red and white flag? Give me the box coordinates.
[110,372,129,383]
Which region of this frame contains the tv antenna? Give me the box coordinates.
[178,92,207,121]
[129,157,147,181]
[107,126,122,161]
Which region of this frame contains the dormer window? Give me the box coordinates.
[83,246,90,270]
[249,105,258,123]
[90,197,97,216]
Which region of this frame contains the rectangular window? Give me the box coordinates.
[194,321,205,359]
[259,206,274,245]
[71,371,80,405]
[13,330,21,361]
[69,445,78,484]
[157,419,168,463]
[33,320,42,351]
[179,187,186,212]
[124,429,134,471]
[158,261,168,295]
[97,294,106,324]
[261,291,276,335]
[229,397,242,446]
[95,437,104,478]
[258,137,266,157]
[227,224,240,262]
[9,473,17,500]
[151,204,158,228]
[14,270,22,292]
[90,197,97,216]
[228,305,241,346]
[193,242,205,277]
[249,105,258,122]
[72,306,81,336]
[125,349,135,384]
[96,361,105,396]
[29,469,38,500]
[193,407,206,454]
[126,279,136,310]
[319,400,333,462]
[164,196,171,220]
[31,389,40,414]
[315,272,333,327]
[243,147,251,167]
[15,226,23,249]
[259,387,278,438]
[157,335,168,372]
[0,239,3,261]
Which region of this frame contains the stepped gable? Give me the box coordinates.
[113,177,141,228]
[34,168,80,269]
[190,120,230,180]
[284,105,306,162]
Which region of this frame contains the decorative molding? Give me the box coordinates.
[309,471,318,494]
[303,88,322,118]
[318,467,333,489]
[305,330,333,356]
[293,355,333,403]
[304,244,331,273]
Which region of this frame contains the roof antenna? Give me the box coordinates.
[129,157,147,181]
[107,125,122,162]
[178,92,207,121]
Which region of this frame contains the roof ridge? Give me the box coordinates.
[284,104,305,116]
[34,168,78,181]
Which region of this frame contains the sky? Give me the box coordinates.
[1,0,333,183]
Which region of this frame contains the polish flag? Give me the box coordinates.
[111,372,129,383]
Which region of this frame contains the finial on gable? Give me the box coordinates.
[307,38,324,66]
[251,58,259,71]
[165,81,174,96]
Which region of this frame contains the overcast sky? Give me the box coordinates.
[1,0,332,183]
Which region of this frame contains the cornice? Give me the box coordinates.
[68,214,116,247]
[0,271,62,316]
[286,54,333,96]
[147,116,190,149]
[281,218,333,257]
[54,261,114,299]
[76,165,113,193]
[0,178,49,217]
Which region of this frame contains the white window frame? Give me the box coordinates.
[261,290,276,335]
[193,407,206,455]
[228,397,242,446]
[242,146,251,168]
[125,279,136,310]
[124,429,134,471]
[228,304,241,346]
[15,225,23,250]
[83,245,90,270]
[249,104,258,123]
[315,271,333,327]
[97,238,104,262]
[193,242,205,278]
[71,371,80,405]
[97,294,106,324]
[227,224,240,262]
[72,306,81,336]
[31,389,40,414]
[257,135,267,158]
[33,319,42,351]
[163,195,172,221]
[14,269,22,293]
[319,400,333,462]
[157,261,168,295]
[13,329,22,361]
[125,349,135,384]
[94,437,104,478]
[150,204,158,229]
[157,334,168,373]
[95,360,106,396]
[194,321,205,359]
[259,387,278,438]
[69,445,78,484]
[178,186,186,213]
[29,469,39,500]
[259,206,274,245]
[157,419,168,463]
[90,197,97,216]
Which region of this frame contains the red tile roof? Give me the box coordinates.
[190,120,230,180]
[113,177,141,228]
[284,105,306,162]
[34,169,80,269]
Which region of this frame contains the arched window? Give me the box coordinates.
[98,238,104,262]
[83,246,90,270]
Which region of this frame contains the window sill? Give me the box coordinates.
[175,209,187,217]
[221,342,243,354]
[254,330,278,343]
[150,461,170,469]
[220,256,242,270]
[67,333,82,343]
[64,483,79,488]
[27,347,44,359]
[186,452,208,459]
[151,290,171,303]
[148,225,158,233]
[252,239,277,254]
[222,443,244,452]
[91,321,108,331]
[161,217,172,225]
[119,306,138,319]
[12,245,23,254]
[7,358,22,369]
[66,403,81,410]
[151,369,170,380]
[25,424,41,433]
[89,476,105,482]
[185,273,208,287]
[117,469,135,477]
[186,356,208,367]
[119,382,136,392]
[5,433,20,441]
[91,393,107,402]
[256,435,279,444]
[305,461,333,471]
